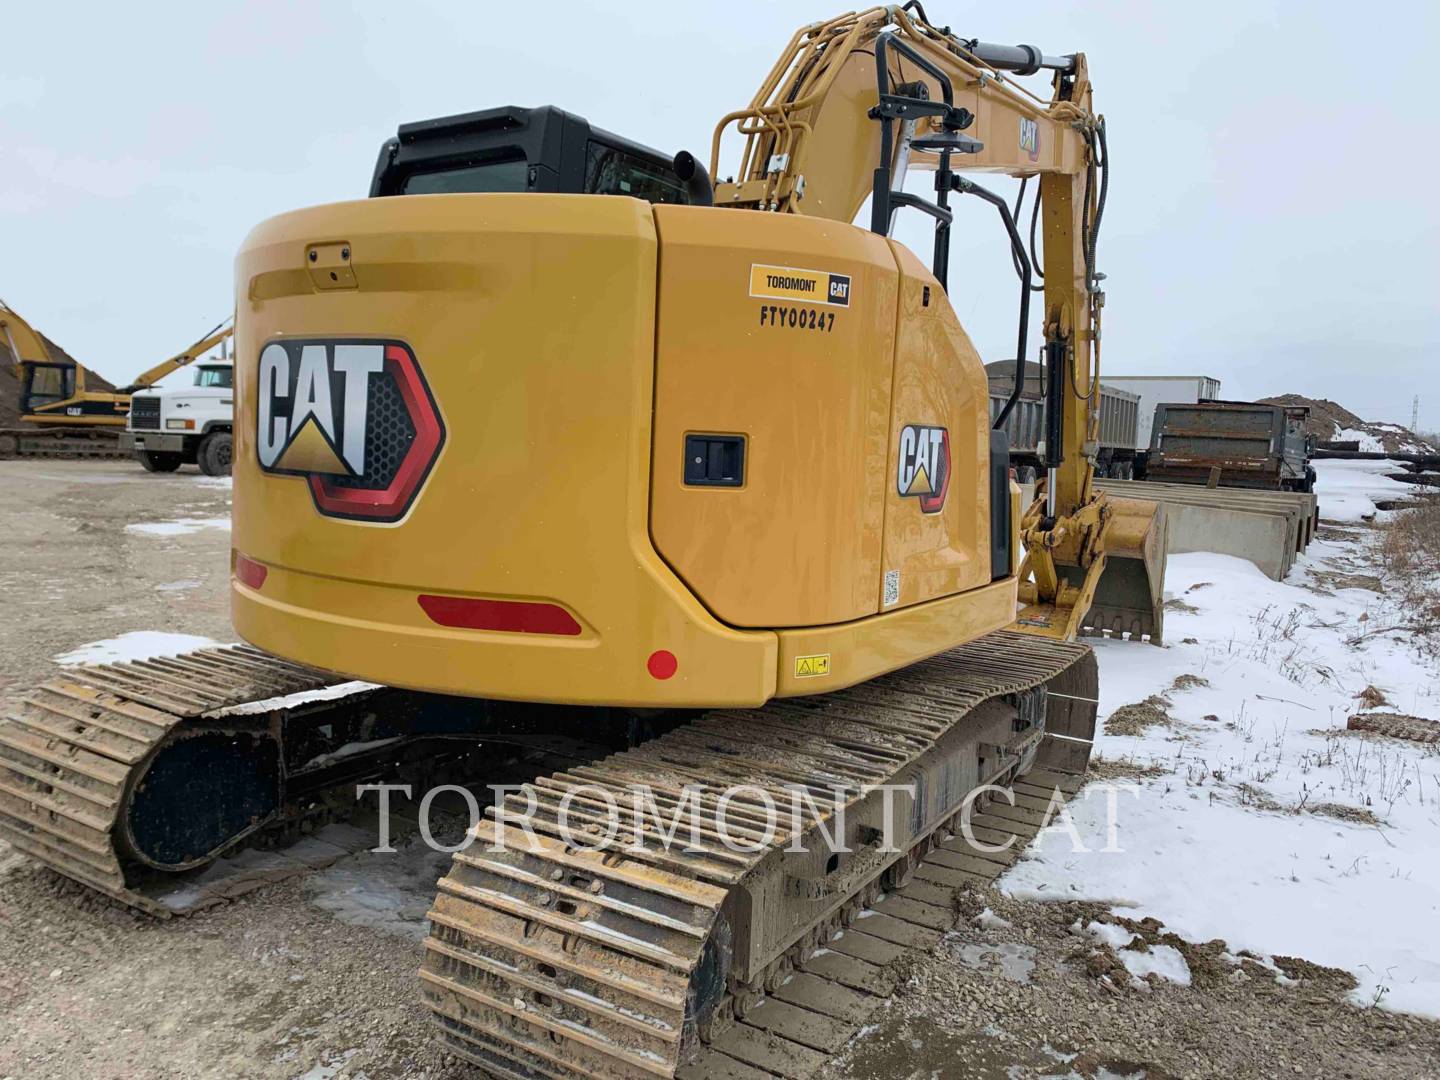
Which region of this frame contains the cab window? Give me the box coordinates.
[402,157,529,195]
[195,366,233,389]
[23,363,73,406]
[584,140,688,204]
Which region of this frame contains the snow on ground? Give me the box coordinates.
[54,630,221,665]
[125,516,230,537]
[1312,458,1416,522]
[1336,427,1386,454]
[1003,461,1440,1017]
[155,579,202,593]
[1118,943,1192,987]
[1343,423,1435,457]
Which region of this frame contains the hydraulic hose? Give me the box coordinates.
[950,176,1033,430]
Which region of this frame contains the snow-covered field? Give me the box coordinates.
[1005,460,1440,1018]
[1312,457,1417,522]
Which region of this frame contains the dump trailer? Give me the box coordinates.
[0,9,1169,1078]
[985,360,1141,479]
[1147,399,1316,492]
[1102,373,1222,451]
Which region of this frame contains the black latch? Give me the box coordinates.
[684,434,745,487]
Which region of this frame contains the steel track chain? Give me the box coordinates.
[0,645,341,914]
[420,632,1095,1079]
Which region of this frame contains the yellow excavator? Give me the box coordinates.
[0,6,1167,1077]
[0,298,233,457]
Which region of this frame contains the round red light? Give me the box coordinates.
[646,650,678,680]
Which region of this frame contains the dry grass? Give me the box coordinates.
[1377,498,1440,648]
[1103,695,1172,737]
[1355,684,1389,709]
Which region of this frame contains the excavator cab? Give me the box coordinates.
[18,360,75,414]
[368,104,705,205]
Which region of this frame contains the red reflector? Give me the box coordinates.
[647,650,678,680]
[418,595,582,636]
[235,554,268,590]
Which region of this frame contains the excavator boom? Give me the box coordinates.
[712,5,1166,641]
[118,319,233,393]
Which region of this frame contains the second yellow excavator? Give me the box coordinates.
[0,6,1167,1078]
[0,298,233,457]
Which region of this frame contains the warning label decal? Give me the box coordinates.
[793,653,832,678]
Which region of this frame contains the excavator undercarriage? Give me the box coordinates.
[0,632,1094,1078]
[421,632,1095,1079]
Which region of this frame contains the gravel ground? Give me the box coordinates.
[823,888,1440,1080]
[0,460,233,698]
[1,460,1438,1079]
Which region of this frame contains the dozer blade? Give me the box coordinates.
[1084,495,1168,643]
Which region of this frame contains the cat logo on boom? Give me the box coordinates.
[896,424,950,514]
[256,338,445,524]
[1019,117,1040,162]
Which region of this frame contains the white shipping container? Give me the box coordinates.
[1101,375,1222,449]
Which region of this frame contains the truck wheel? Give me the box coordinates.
[198,431,233,477]
[136,449,183,473]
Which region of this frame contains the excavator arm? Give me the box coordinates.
[0,297,121,426]
[712,4,1166,641]
[117,318,233,393]
[0,298,55,370]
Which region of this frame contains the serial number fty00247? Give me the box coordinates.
[758,304,836,332]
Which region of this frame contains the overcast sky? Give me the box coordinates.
[3,1,1435,426]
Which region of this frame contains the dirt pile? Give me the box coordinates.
[1259,393,1439,455]
[0,332,114,427]
[0,366,20,428]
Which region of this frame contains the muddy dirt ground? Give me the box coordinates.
[1,460,1438,1079]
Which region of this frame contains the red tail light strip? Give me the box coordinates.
[417,595,582,636]
[235,554,268,590]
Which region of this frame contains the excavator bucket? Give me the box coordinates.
[1082,495,1168,643]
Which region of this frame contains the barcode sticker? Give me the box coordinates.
[883,570,900,607]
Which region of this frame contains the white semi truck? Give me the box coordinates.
[121,358,233,475]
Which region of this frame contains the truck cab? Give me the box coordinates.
[123,359,234,475]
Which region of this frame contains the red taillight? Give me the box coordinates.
[417,595,582,636]
[235,554,268,590]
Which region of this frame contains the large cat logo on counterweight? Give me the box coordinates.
[256,339,444,523]
[896,424,950,514]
